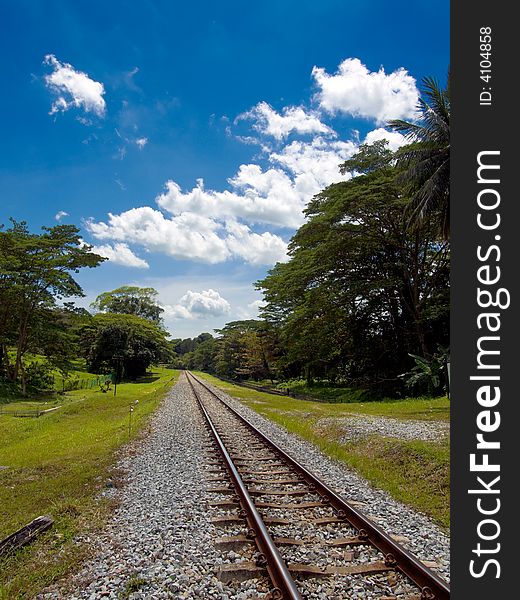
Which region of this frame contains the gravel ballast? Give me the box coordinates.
[315,415,449,443]
[202,378,451,582]
[39,375,450,599]
[39,377,262,599]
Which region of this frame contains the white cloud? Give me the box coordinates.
[225,220,288,265]
[55,210,69,221]
[85,207,287,265]
[136,137,148,149]
[90,242,149,269]
[85,57,419,269]
[86,207,231,264]
[77,274,264,338]
[164,289,231,320]
[156,136,356,231]
[157,169,303,229]
[269,136,356,186]
[363,128,407,152]
[87,130,359,266]
[237,101,335,140]
[312,58,419,124]
[43,55,106,117]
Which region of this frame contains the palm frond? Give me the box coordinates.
[387,72,450,239]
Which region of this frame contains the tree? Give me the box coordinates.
[186,337,218,372]
[212,320,281,381]
[258,142,449,394]
[214,321,251,379]
[0,219,105,385]
[91,286,164,324]
[80,313,171,379]
[170,333,216,370]
[389,75,450,238]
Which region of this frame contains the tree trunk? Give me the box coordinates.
[14,324,28,381]
[1,345,12,379]
[20,363,27,396]
[13,302,32,382]
[305,363,313,386]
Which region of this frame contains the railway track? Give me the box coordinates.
[185,370,450,600]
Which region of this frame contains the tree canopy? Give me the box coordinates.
[256,142,449,393]
[80,313,172,380]
[167,138,450,396]
[0,219,105,391]
[389,75,450,238]
[91,286,164,323]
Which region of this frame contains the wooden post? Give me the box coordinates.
[0,516,54,557]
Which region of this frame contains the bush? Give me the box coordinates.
[23,361,55,392]
[403,348,449,396]
[0,377,22,403]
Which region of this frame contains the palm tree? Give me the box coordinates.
[389,75,450,239]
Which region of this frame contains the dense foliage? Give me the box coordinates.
[0,219,105,393]
[80,313,172,379]
[91,286,165,324]
[257,141,449,394]
[390,76,450,238]
[0,220,172,394]
[173,131,450,397]
[170,333,218,373]
[171,321,281,382]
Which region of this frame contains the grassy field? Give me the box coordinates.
[0,357,107,406]
[195,372,450,529]
[0,367,179,599]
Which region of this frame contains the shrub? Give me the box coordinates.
[23,361,55,392]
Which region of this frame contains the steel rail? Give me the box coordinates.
[188,371,451,600]
[185,372,302,600]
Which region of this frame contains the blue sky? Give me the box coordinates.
[0,0,449,338]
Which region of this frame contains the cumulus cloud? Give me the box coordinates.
[43,54,106,117]
[312,58,419,123]
[85,56,419,269]
[89,242,149,268]
[269,137,356,185]
[157,169,302,229]
[85,207,288,265]
[86,207,231,264]
[87,129,359,266]
[237,101,335,140]
[225,220,288,265]
[363,128,407,151]
[156,136,356,231]
[54,210,69,221]
[164,289,231,319]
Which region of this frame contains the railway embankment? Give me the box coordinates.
[38,374,449,599]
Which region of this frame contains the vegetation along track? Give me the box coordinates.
[185,371,450,600]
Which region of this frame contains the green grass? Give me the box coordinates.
[0,367,180,599]
[276,380,375,403]
[195,372,450,529]
[118,576,148,599]
[0,355,106,404]
[195,373,450,421]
